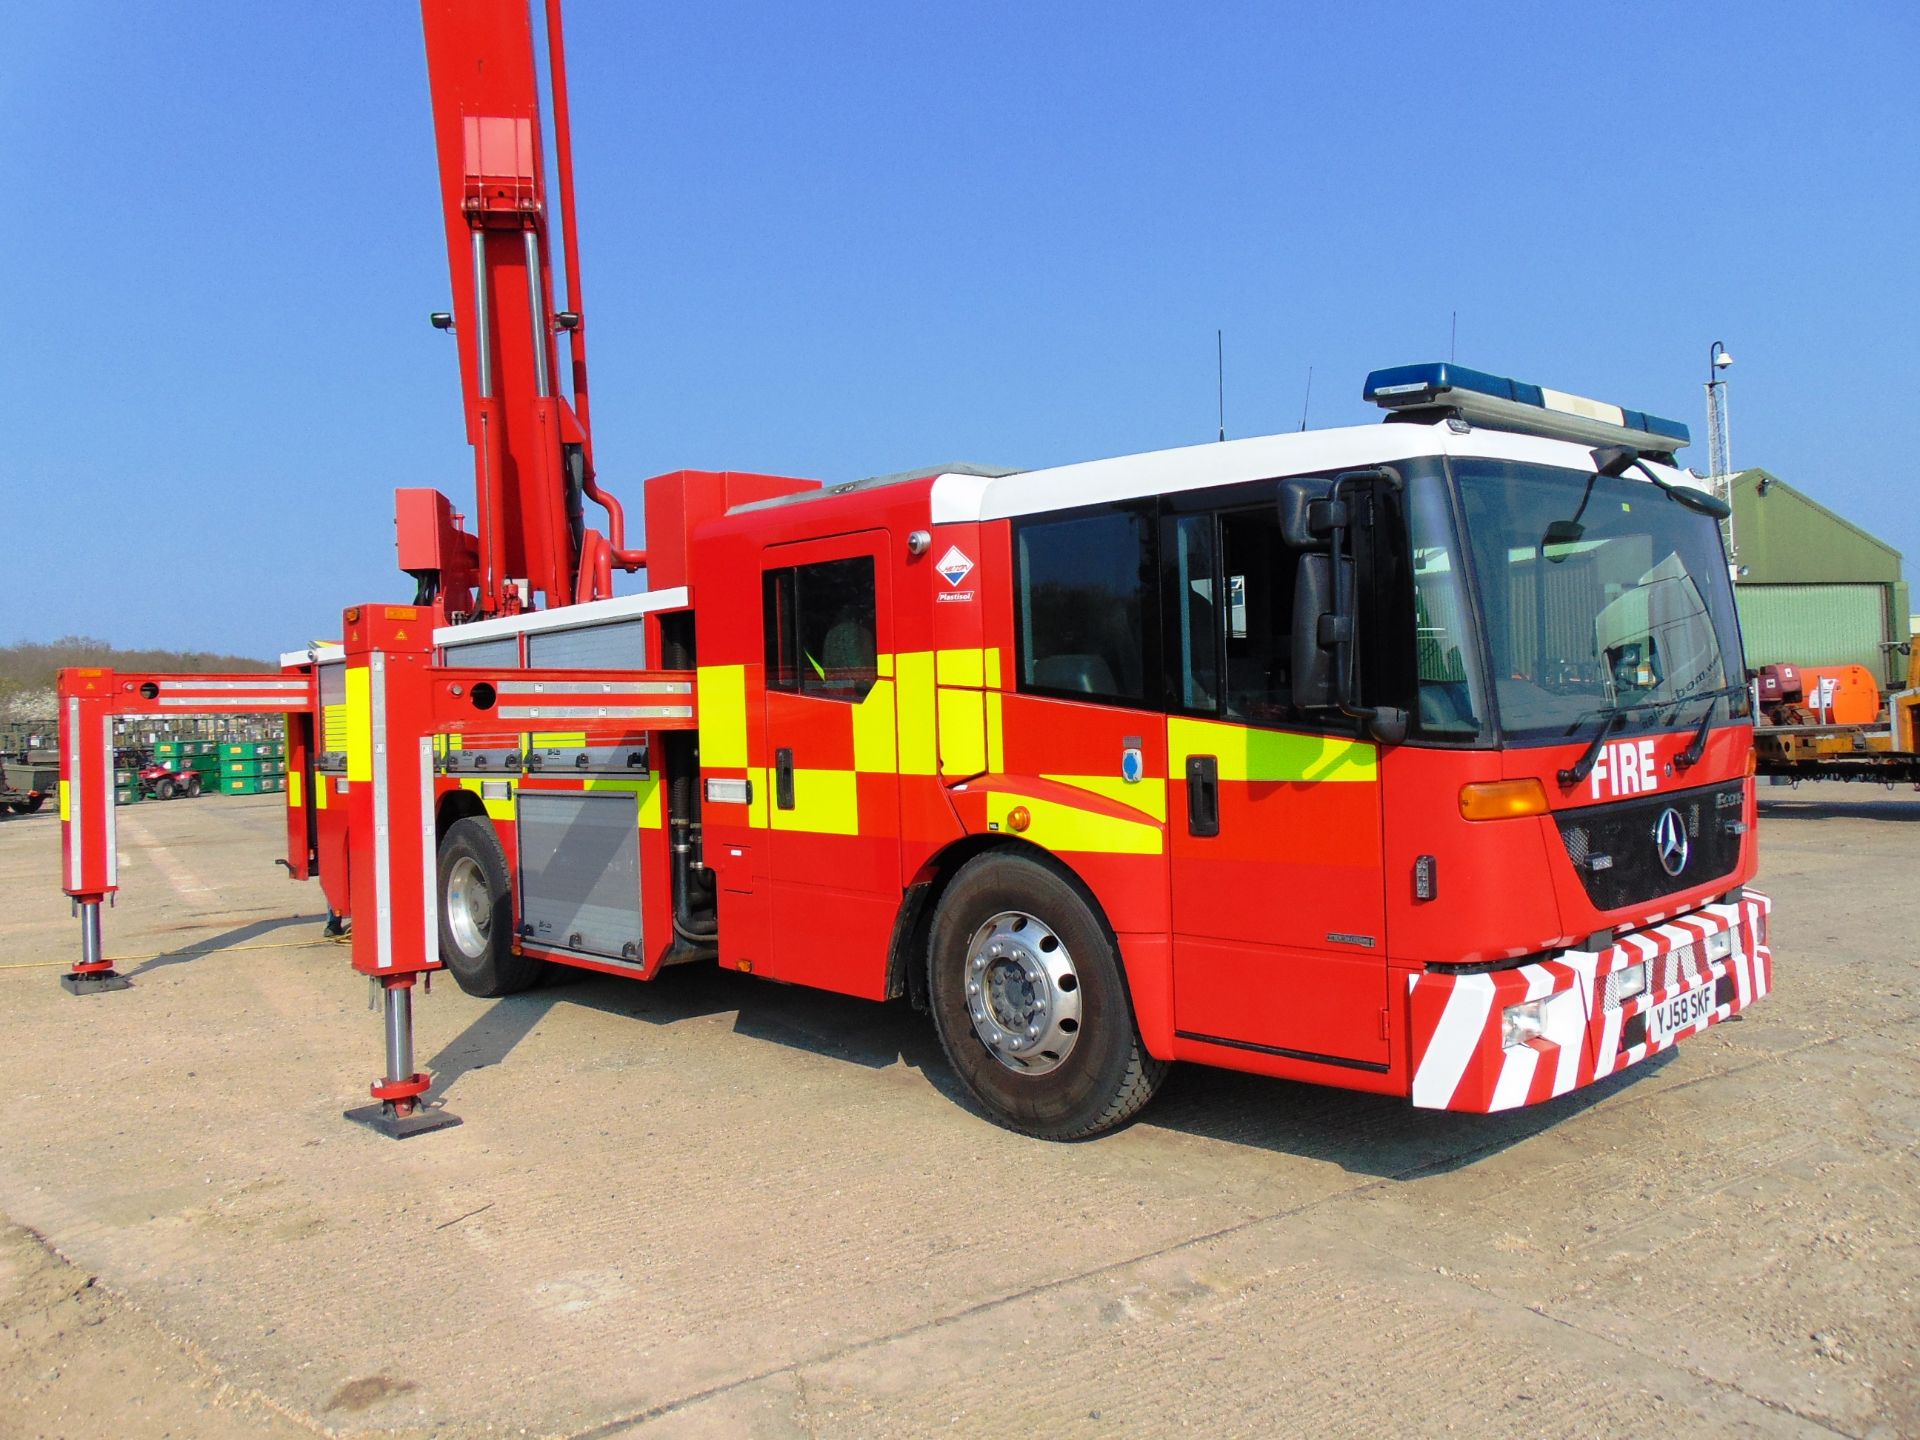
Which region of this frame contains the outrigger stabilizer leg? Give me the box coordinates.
[60,897,131,996]
[344,975,461,1139]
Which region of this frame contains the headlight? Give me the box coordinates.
[1502,997,1549,1048]
[1705,929,1733,963]
[1614,962,1648,1003]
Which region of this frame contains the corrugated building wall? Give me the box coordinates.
[1730,470,1908,686]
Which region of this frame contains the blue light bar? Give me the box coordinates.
[1363,363,1690,455]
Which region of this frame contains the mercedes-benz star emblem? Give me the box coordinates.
[1653,807,1690,877]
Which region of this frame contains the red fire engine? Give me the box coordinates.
[51,1,1773,1140]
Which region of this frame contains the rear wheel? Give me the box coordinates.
[928,851,1167,1139]
[186,776,202,798]
[437,815,543,996]
[9,797,43,815]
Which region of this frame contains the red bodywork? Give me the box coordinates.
[48,0,1772,1126]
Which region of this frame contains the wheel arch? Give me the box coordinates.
[887,836,1161,1047]
[436,785,487,840]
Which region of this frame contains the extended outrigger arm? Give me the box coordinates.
[56,605,696,1139]
[56,666,319,994]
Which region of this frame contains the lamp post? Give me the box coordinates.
[1706,340,1735,563]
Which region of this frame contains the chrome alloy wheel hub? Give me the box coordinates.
[963,910,1081,1074]
[445,855,492,958]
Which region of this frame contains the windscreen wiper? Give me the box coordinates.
[1673,683,1747,772]
[1557,695,1688,787]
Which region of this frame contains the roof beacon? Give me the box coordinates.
[1363,363,1690,459]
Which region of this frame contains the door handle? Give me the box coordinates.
[1186,755,1219,837]
[774,747,795,810]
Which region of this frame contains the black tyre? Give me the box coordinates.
[155,778,175,801]
[11,796,43,815]
[186,776,202,798]
[437,815,542,996]
[928,851,1167,1139]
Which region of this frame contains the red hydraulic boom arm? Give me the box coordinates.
[408,0,643,618]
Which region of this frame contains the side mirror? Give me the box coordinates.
[1292,553,1339,710]
[1278,478,1338,549]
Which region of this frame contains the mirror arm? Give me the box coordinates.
[1321,467,1406,745]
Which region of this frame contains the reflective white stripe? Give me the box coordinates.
[1551,958,1595,1095]
[1412,973,1494,1109]
[100,715,117,888]
[495,705,693,721]
[493,680,692,695]
[157,679,310,692]
[64,698,82,881]
[153,697,309,708]
[420,736,438,970]
[371,653,393,972]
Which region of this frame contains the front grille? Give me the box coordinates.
[1558,782,1743,911]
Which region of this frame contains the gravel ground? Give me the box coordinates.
[0,782,1914,1439]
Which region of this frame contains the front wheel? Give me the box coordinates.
[186,776,202,798]
[928,852,1167,1140]
[437,815,543,996]
[9,796,43,815]
[154,779,175,801]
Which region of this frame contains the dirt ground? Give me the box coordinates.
[0,783,1914,1439]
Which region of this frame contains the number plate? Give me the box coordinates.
[1647,981,1718,1043]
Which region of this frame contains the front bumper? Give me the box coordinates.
[1407,892,1773,1112]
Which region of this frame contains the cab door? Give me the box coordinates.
[1163,503,1391,1069]
[757,531,902,999]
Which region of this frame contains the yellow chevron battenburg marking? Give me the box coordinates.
[315,776,329,811]
[771,768,859,835]
[938,687,986,777]
[852,679,897,772]
[1039,773,1167,823]
[531,731,589,748]
[985,648,1002,689]
[988,792,1163,855]
[579,774,663,828]
[877,653,895,679]
[287,771,303,809]
[57,780,69,823]
[895,651,937,775]
[747,766,769,828]
[698,665,748,769]
[986,691,1004,773]
[344,666,372,782]
[935,648,984,687]
[1167,716,1376,783]
[458,777,515,822]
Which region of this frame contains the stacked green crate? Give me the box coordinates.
[114,767,143,805]
[220,740,285,760]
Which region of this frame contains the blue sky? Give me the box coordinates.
[4,1,1915,658]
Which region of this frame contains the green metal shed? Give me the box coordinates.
[1729,469,1908,686]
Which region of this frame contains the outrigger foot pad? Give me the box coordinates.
[344,1101,462,1140]
[60,971,132,996]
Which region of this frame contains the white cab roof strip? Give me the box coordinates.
[928,420,1685,525]
[433,586,691,648]
[280,643,346,668]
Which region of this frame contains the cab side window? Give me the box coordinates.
[1217,508,1295,722]
[1015,504,1156,705]
[764,556,878,701]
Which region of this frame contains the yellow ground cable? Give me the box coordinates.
[0,934,344,971]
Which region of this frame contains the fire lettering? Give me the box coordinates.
[1589,738,1660,801]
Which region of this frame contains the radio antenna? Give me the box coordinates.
[1450,310,1458,363]
[1298,366,1313,431]
[1216,329,1225,442]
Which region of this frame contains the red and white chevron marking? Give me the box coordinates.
[1408,893,1772,1112]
